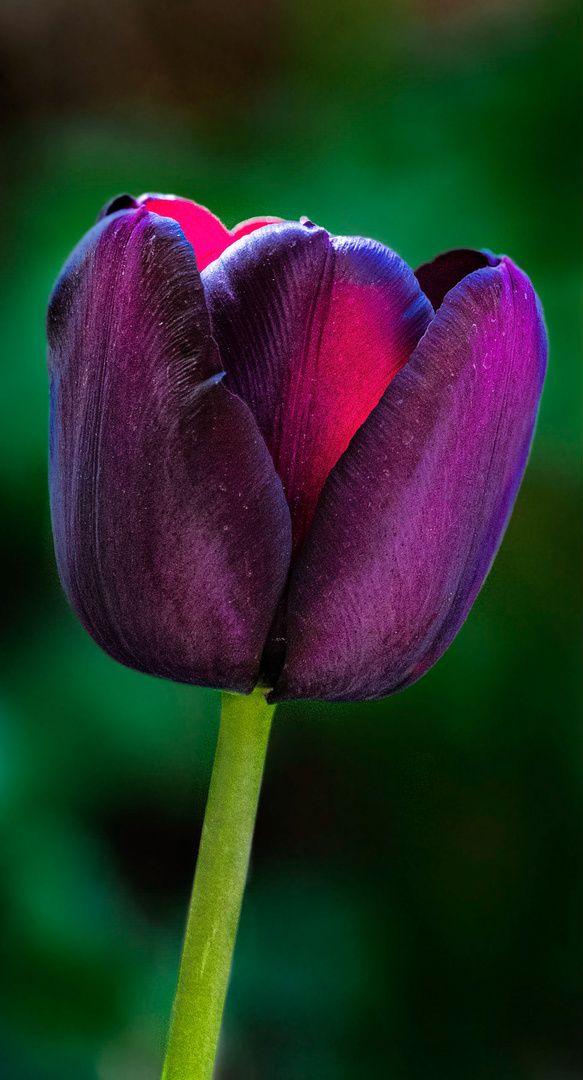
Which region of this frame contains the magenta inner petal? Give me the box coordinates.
[230,216,283,242]
[203,223,433,556]
[273,260,425,550]
[140,196,281,273]
[141,196,233,271]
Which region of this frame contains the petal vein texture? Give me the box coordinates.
[47,208,291,692]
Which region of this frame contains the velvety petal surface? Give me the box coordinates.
[203,221,433,554]
[47,207,291,692]
[273,257,547,702]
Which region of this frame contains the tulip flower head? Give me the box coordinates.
[47,194,547,702]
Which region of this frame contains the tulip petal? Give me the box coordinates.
[415,247,500,310]
[203,221,433,554]
[138,194,234,271]
[47,207,291,692]
[273,257,547,701]
[229,216,283,243]
[135,196,282,272]
[96,193,139,221]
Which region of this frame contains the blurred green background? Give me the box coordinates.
[0,0,581,1076]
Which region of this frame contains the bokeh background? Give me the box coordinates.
[0,0,581,1076]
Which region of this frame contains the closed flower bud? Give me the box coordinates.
[47,194,547,701]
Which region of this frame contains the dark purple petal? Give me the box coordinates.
[47,207,291,692]
[415,247,500,310]
[273,257,547,702]
[203,221,433,556]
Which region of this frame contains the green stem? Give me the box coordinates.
[161,687,275,1080]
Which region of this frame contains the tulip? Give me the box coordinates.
[47,193,546,703]
[46,193,547,1080]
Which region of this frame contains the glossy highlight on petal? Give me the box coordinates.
[47,206,291,692]
[273,256,547,702]
[203,221,433,554]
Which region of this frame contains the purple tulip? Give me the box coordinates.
[47,194,547,702]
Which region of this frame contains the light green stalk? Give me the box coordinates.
[161,686,275,1080]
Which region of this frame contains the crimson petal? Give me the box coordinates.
[203,221,433,555]
[273,256,547,701]
[47,207,291,692]
[137,195,282,272]
[138,194,234,271]
[229,216,283,242]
